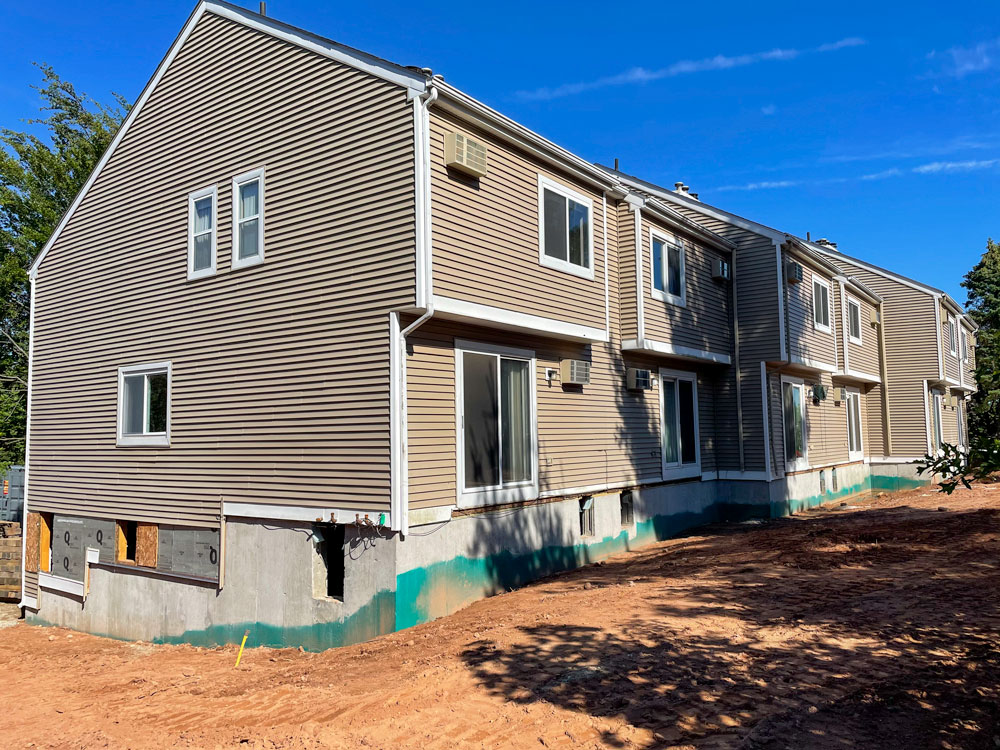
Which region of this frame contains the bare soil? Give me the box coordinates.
[2,485,1000,749]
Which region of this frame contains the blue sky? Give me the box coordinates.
[2,0,998,304]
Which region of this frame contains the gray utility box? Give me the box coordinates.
[0,466,24,523]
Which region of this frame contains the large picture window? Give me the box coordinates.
[538,176,593,279]
[651,231,685,307]
[846,388,863,460]
[118,362,171,447]
[458,341,536,505]
[660,369,699,479]
[782,378,808,471]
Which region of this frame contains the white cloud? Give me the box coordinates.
[930,38,1000,78]
[761,104,777,116]
[514,38,867,101]
[912,158,1000,173]
[715,180,801,192]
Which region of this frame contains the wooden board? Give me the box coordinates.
[39,515,52,573]
[135,522,158,568]
[24,512,39,573]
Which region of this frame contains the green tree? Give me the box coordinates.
[962,238,1000,443]
[0,66,128,469]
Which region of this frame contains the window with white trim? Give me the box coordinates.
[538,176,593,279]
[813,278,831,333]
[931,391,944,453]
[846,388,863,460]
[187,186,217,280]
[232,167,264,269]
[660,369,699,479]
[458,341,536,505]
[847,298,862,345]
[652,231,686,307]
[782,378,808,471]
[961,331,969,361]
[118,363,171,447]
[947,315,957,356]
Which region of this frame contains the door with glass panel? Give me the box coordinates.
[660,372,699,477]
[782,379,808,471]
[460,347,534,501]
[846,389,863,461]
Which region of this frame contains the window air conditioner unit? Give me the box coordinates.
[444,132,488,178]
[870,308,881,327]
[627,368,652,391]
[560,359,591,385]
[712,258,731,281]
[786,261,803,284]
[835,387,848,402]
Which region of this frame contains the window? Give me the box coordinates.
[651,231,686,306]
[232,167,264,269]
[660,369,699,479]
[187,185,217,280]
[620,489,634,527]
[579,496,594,537]
[115,520,158,567]
[782,378,808,471]
[538,176,593,279]
[457,341,536,505]
[312,523,345,600]
[961,331,968,361]
[813,278,832,333]
[847,298,862,345]
[947,315,957,356]
[832,467,839,492]
[846,388,863,460]
[117,362,171,447]
[931,391,944,453]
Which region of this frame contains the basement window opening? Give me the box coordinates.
[620,490,634,527]
[313,523,345,600]
[118,520,137,563]
[580,496,595,538]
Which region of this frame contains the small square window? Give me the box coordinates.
[187,185,217,280]
[118,363,171,447]
[232,167,265,269]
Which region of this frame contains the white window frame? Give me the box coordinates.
[455,340,539,508]
[650,229,687,308]
[961,331,969,362]
[658,367,700,481]
[931,390,944,454]
[537,175,595,281]
[947,315,957,356]
[231,167,265,270]
[812,277,832,334]
[781,374,809,472]
[845,387,864,461]
[117,362,172,448]
[187,185,217,280]
[847,297,862,346]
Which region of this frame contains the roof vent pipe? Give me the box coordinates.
[259,2,266,15]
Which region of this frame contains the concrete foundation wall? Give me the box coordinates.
[869,460,934,493]
[30,462,922,650]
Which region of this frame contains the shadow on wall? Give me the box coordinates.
[461,504,1000,748]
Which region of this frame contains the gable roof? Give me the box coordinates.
[30,0,427,279]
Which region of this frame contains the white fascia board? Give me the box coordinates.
[622,338,732,365]
[833,369,883,385]
[812,244,950,301]
[223,501,390,526]
[633,196,735,253]
[432,295,609,343]
[30,0,426,279]
[788,355,839,374]
[39,572,85,598]
[434,83,620,195]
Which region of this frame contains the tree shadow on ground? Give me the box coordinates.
[461,503,1000,748]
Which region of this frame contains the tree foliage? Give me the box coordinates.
[0,65,128,469]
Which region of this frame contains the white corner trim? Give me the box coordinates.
[934,295,944,380]
[432,295,609,343]
[788,354,839,374]
[775,243,788,361]
[633,205,645,340]
[622,338,732,365]
[222,501,390,526]
[389,312,404,533]
[39,572,85,598]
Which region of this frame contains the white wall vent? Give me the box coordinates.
[627,368,652,391]
[712,257,731,281]
[445,132,488,178]
[786,261,804,284]
[560,359,591,385]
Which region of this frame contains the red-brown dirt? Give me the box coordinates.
[2,484,1000,749]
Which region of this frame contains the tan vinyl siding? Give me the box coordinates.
[941,396,960,446]
[824,257,940,458]
[785,257,837,368]
[430,111,607,330]
[964,329,976,386]
[847,296,880,377]
[942,307,961,382]
[638,211,732,356]
[30,12,416,526]
[617,202,639,341]
[865,385,887,458]
[803,373,848,468]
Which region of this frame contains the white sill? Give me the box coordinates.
[813,322,832,335]
[118,432,170,448]
[652,287,686,308]
[848,451,864,463]
[232,253,264,271]
[662,463,701,481]
[785,458,810,473]
[539,253,594,281]
[848,336,862,346]
[458,482,537,509]
[187,266,216,281]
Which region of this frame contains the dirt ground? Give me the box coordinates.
[2,485,1000,750]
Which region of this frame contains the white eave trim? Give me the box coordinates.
[432,295,609,343]
[622,338,732,365]
[785,354,839,374]
[833,369,882,385]
[223,500,391,526]
[29,0,426,279]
